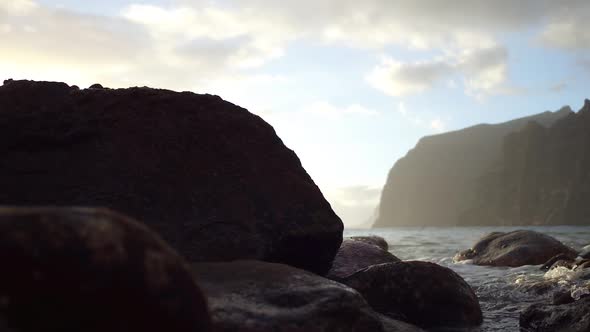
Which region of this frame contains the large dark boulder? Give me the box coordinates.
[341,261,483,329]
[326,238,400,280]
[0,207,211,332]
[191,260,424,332]
[454,230,576,267]
[520,296,590,332]
[0,79,343,274]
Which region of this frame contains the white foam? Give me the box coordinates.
[544,266,579,281]
[571,283,590,300]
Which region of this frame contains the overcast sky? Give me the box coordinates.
[2,0,590,227]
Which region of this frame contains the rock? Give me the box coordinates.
[520,296,590,332]
[191,260,423,332]
[575,260,590,270]
[0,207,211,332]
[326,239,400,280]
[552,290,575,305]
[89,83,103,89]
[454,230,576,267]
[0,79,343,274]
[541,253,576,271]
[349,235,389,251]
[341,261,483,329]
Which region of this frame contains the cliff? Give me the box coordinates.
[461,100,590,225]
[374,106,572,227]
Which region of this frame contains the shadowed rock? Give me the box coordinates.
[0,207,211,332]
[341,261,483,329]
[349,235,389,251]
[326,239,400,280]
[520,296,590,332]
[0,79,343,274]
[191,260,424,332]
[541,253,576,271]
[454,230,576,267]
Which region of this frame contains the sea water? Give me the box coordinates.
[344,226,590,331]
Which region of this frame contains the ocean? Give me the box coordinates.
[344,226,590,331]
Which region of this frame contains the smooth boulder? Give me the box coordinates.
[520,296,590,332]
[191,260,423,332]
[327,239,400,280]
[0,207,211,332]
[454,230,576,267]
[349,235,389,251]
[342,261,483,329]
[0,79,343,274]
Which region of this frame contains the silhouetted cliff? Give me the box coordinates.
[461,100,590,225]
[374,106,573,227]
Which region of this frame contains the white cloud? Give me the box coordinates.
[367,45,510,99]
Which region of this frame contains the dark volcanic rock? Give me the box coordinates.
[191,260,423,332]
[541,253,576,271]
[342,261,483,329]
[454,230,576,267]
[349,235,389,251]
[520,296,590,332]
[0,207,211,332]
[374,107,571,227]
[0,79,343,274]
[326,239,400,280]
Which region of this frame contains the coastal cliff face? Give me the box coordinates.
[462,100,590,226]
[0,79,343,274]
[375,106,573,227]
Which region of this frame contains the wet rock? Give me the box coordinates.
[520,296,590,332]
[349,235,389,251]
[541,253,576,271]
[0,79,343,274]
[455,230,576,267]
[326,239,400,280]
[575,260,590,270]
[0,207,211,332]
[191,260,423,332]
[552,290,575,305]
[341,261,483,329]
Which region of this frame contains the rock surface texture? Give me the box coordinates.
[0,207,211,332]
[341,261,483,329]
[0,79,343,274]
[326,238,400,280]
[520,296,590,332]
[349,235,389,251]
[191,260,424,332]
[454,230,576,267]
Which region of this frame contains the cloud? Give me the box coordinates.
[367,45,509,98]
[366,57,454,97]
[302,101,380,119]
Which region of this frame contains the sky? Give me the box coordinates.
[2,0,590,227]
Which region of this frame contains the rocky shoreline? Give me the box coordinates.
[0,80,588,331]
